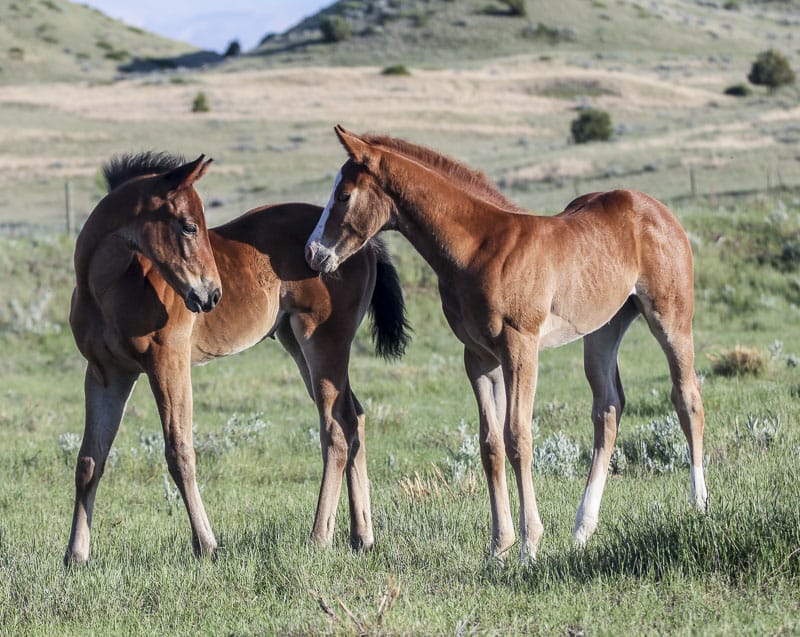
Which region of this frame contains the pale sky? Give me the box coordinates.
[78,0,331,53]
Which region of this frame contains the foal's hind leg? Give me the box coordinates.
[65,366,137,565]
[574,299,639,546]
[147,348,217,557]
[637,294,708,511]
[289,314,372,549]
[346,392,374,549]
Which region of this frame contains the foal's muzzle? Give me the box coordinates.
[305,241,339,273]
[185,286,222,313]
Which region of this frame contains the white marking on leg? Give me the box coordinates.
[690,463,708,511]
[573,473,608,547]
[308,169,342,247]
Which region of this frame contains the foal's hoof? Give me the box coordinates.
[63,550,89,569]
[349,535,375,552]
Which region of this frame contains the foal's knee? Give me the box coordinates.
[75,456,96,491]
[164,440,197,483]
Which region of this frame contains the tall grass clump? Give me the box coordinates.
[708,345,767,377]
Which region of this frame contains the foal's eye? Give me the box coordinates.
[181,222,198,236]
[336,191,351,203]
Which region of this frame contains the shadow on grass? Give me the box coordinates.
[483,501,800,591]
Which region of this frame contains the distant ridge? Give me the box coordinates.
[249,0,800,69]
[0,0,209,84]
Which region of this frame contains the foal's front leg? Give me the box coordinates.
[499,328,544,561]
[65,366,137,565]
[147,347,217,557]
[464,349,515,559]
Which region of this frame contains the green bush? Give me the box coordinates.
[570,108,613,143]
[747,49,796,93]
[724,83,752,97]
[320,15,351,43]
[500,0,527,16]
[191,91,210,113]
[382,64,411,76]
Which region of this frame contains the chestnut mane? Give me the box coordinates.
[362,134,528,214]
[103,151,186,192]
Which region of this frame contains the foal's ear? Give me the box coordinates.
[334,125,376,168]
[162,155,213,196]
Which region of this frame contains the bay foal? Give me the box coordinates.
[66,152,409,565]
[306,126,708,561]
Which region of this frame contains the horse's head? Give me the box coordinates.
[305,126,396,273]
[126,155,221,313]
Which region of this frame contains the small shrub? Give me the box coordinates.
[724,83,752,97]
[747,49,796,93]
[734,413,780,450]
[58,432,81,466]
[194,413,270,459]
[191,91,210,113]
[534,431,581,478]
[8,47,24,60]
[500,0,527,16]
[224,39,241,57]
[104,49,129,61]
[621,414,689,473]
[570,108,613,144]
[444,421,480,483]
[521,22,573,44]
[382,64,411,76]
[708,346,767,377]
[320,15,351,43]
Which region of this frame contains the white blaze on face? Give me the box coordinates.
[308,170,342,247]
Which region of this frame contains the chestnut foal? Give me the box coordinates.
[305,127,707,561]
[66,152,409,565]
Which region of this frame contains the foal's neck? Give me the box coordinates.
[73,188,144,286]
[387,166,508,274]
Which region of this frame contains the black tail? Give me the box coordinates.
[368,238,411,360]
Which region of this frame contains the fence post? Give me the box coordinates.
[65,180,74,235]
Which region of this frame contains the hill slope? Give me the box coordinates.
[0,0,202,84]
[251,0,800,69]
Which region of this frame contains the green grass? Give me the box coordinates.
[1,193,799,634]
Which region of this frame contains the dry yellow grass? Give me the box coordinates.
[1,55,799,223]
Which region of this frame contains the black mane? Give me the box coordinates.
[103,151,186,192]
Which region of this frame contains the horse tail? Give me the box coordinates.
[367,237,411,360]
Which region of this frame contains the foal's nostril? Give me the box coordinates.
[185,290,202,313]
[211,288,222,307]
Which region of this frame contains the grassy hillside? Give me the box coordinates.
[0,0,203,84]
[250,0,800,69]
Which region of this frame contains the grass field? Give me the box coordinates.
[0,193,799,634]
[1,0,800,633]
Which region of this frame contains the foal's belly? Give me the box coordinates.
[538,312,584,349]
[190,297,280,364]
